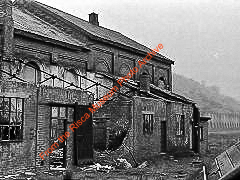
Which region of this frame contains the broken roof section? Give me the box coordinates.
[13,0,174,64]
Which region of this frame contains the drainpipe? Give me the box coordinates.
[35,84,40,172]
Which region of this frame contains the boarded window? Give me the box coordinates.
[143,113,154,135]
[0,97,24,142]
[176,114,185,136]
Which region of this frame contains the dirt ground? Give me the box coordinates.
[6,130,240,180]
[123,130,240,179]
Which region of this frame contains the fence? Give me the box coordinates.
[201,112,240,130]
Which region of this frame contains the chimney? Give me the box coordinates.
[139,72,150,93]
[0,0,14,57]
[89,12,99,26]
[0,0,14,78]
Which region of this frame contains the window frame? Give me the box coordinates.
[23,62,41,85]
[176,114,185,136]
[143,113,154,135]
[0,97,24,142]
[49,106,74,169]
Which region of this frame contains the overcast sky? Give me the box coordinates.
[30,0,240,101]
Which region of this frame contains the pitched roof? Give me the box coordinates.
[97,71,194,104]
[19,0,173,63]
[12,7,86,48]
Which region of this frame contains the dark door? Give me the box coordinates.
[193,126,200,153]
[74,104,93,165]
[161,121,167,152]
[192,106,200,153]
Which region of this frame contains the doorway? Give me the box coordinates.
[49,104,93,168]
[74,104,93,165]
[49,106,74,169]
[161,121,167,152]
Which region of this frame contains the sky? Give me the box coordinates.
[24,0,240,101]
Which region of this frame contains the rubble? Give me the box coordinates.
[115,158,132,169]
[80,163,115,173]
[137,161,148,168]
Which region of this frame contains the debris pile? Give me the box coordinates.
[80,163,114,173]
[79,155,149,173]
[115,158,132,169]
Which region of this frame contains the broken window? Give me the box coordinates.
[176,114,185,136]
[0,97,24,142]
[143,113,154,135]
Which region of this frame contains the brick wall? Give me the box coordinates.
[37,85,92,171]
[93,118,108,151]
[129,96,194,160]
[132,96,167,160]
[0,81,37,175]
[0,80,93,175]
[167,102,193,154]
[93,98,134,164]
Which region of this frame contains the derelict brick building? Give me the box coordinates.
[0,0,207,175]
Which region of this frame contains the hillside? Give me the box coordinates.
[173,73,240,113]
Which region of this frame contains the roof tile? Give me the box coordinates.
[13,7,85,47]
[33,1,171,61]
